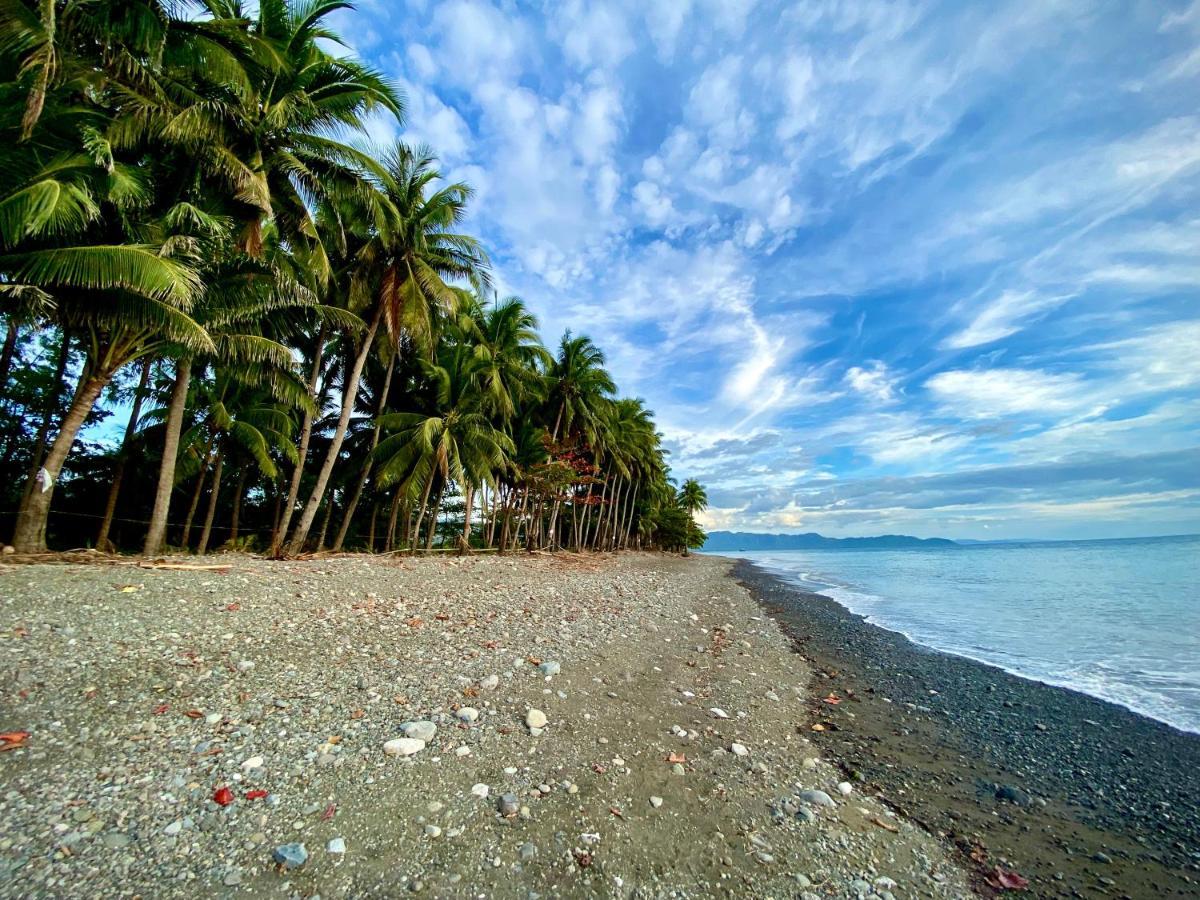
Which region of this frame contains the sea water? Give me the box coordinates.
[720,535,1200,733]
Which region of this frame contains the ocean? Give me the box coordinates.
[718,534,1200,734]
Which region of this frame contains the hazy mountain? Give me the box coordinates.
[702,531,959,551]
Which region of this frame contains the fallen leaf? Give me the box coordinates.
[609,807,624,819]
[225,603,240,612]
[526,656,542,666]
[666,752,687,764]
[350,709,365,720]
[810,723,826,732]
[153,704,170,715]
[320,803,336,821]
[822,694,842,705]
[406,617,423,628]
[326,735,341,744]
[0,731,31,751]
[871,817,899,833]
[184,710,204,719]
[482,640,498,650]
[591,763,608,774]
[462,686,479,698]
[213,786,235,806]
[435,613,450,621]
[117,585,140,593]
[244,790,268,800]
[987,867,1029,891]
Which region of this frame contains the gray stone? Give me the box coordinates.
[537,661,560,677]
[498,793,520,817]
[456,707,479,723]
[272,842,308,869]
[400,721,437,742]
[519,842,537,861]
[797,789,835,808]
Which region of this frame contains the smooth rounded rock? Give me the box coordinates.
[401,721,437,742]
[797,789,836,808]
[525,709,548,729]
[383,737,426,757]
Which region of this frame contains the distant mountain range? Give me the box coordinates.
[702,531,959,551]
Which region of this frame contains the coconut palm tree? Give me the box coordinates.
[287,142,490,553]
[677,478,708,556]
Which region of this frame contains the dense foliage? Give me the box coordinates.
[0,0,706,556]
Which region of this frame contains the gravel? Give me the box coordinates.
[0,553,972,898]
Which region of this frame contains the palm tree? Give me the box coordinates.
[677,478,708,556]
[287,142,489,553]
[372,346,512,552]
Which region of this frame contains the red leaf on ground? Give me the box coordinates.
[244,790,268,800]
[153,704,170,715]
[225,603,240,612]
[609,807,624,819]
[666,752,687,764]
[591,763,607,774]
[213,786,235,806]
[320,803,336,821]
[0,731,31,751]
[987,867,1030,891]
[184,709,203,719]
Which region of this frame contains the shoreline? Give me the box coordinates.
[732,558,1200,898]
[741,560,1198,738]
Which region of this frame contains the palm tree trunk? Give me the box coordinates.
[272,323,327,555]
[315,495,333,551]
[288,311,381,554]
[410,471,436,552]
[144,358,192,556]
[460,484,474,553]
[180,445,212,550]
[425,483,443,550]
[0,320,18,395]
[229,467,248,544]
[387,490,402,551]
[367,501,378,552]
[196,448,224,555]
[20,329,72,510]
[97,357,152,550]
[10,369,112,553]
[333,350,394,551]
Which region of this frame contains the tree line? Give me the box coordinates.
[0,0,708,556]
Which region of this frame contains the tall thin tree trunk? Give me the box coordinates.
[367,502,378,552]
[196,448,224,555]
[97,357,152,550]
[272,324,327,556]
[460,484,474,553]
[20,329,72,509]
[425,484,443,550]
[144,358,192,556]
[229,467,248,544]
[333,350,394,551]
[387,490,402,552]
[180,446,212,550]
[410,471,436,552]
[315,494,334,551]
[288,311,381,554]
[10,369,112,553]
[0,320,18,395]
[269,489,283,549]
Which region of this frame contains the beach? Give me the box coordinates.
[736,559,1200,898]
[2,552,1194,898]
[0,553,970,899]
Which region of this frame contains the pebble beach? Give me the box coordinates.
[0,553,972,898]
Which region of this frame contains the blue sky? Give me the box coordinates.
[332,0,1200,540]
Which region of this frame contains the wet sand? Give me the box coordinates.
[734,559,1200,898]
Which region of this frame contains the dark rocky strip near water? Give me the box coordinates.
[734,559,1200,899]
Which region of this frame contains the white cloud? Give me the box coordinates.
[844,360,898,403]
[925,368,1091,419]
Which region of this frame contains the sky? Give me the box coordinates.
[330,0,1200,541]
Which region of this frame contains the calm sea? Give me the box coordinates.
[720,535,1200,733]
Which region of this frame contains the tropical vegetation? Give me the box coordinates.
[0,0,706,557]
